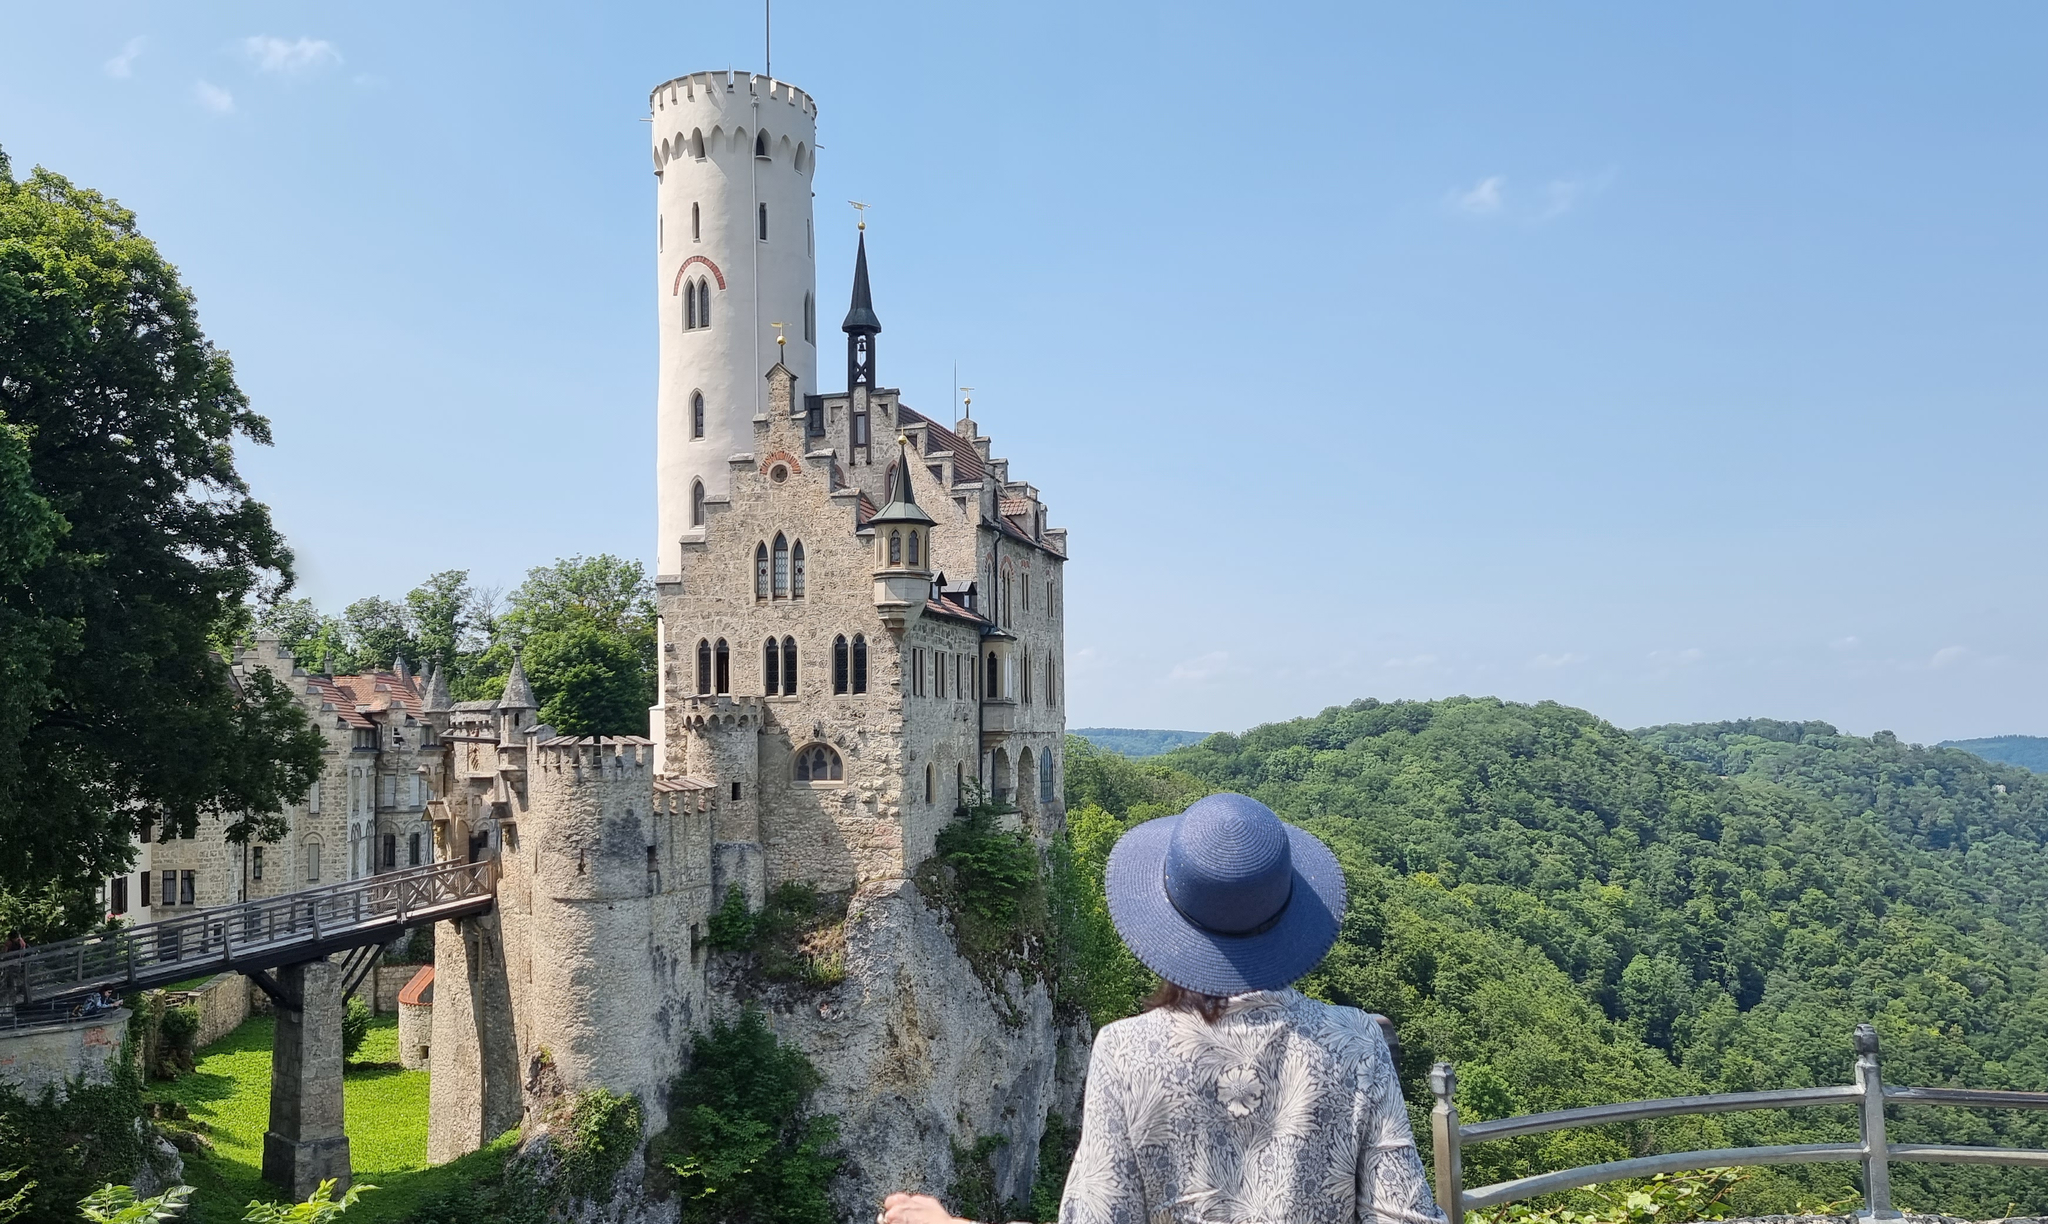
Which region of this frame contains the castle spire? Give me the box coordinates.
[422,662,451,714]
[870,438,936,529]
[498,648,537,712]
[843,229,880,393]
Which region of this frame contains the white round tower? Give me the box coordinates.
[650,71,819,575]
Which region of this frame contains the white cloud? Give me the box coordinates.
[1930,645,1968,669]
[1450,175,1505,216]
[194,81,235,114]
[1529,652,1587,669]
[1168,652,1230,683]
[240,35,341,74]
[104,37,145,79]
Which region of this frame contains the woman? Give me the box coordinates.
[883,793,1445,1224]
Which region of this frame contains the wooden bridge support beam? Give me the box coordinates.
[260,958,352,1198]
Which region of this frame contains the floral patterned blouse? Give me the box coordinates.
[1049,990,1447,1224]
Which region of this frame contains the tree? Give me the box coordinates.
[525,623,649,737]
[0,150,323,905]
[499,556,656,734]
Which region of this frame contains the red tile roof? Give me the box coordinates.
[398,965,434,1008]
[308,669,421,728]
[897,406,988,484]
[925,594,987,626]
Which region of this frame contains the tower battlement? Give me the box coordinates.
[650,71,816,120]
[532,736,656,778]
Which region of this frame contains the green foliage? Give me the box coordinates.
[706,886,755,950]
[342,997,371,1062]
[0,1057,150,1223]
[1938,734,2048,774]
[1069,728,1213,758]
[147,1001,201,1080]
[524,622,647,738]
[1472,1168,1747,1224]
[1046,805,1154,1029]
[1062,696,2048,1216]
[946,1135,1007,1224]
[0,152,322,900]
[935,804,1037,926]
[706,884,848,991]
[239,1179,371,1224]
[662,1011,840,1224]
[1026,1113,1078,1223]
[77,1183,192,1224]
[0,1167,31,1223]
[555,1089,643,1203]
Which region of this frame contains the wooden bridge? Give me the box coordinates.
[0,858,496,1006]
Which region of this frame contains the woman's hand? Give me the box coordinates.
[880,1192,972,1224]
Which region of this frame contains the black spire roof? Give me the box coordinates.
[842,230,882,335]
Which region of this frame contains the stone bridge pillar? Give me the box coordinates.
[261,958,351,1198]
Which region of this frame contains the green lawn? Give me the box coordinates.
[146,1014,512,1224]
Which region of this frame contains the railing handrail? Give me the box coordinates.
[1430,1023,2048,1224]
[0,858,495,1003]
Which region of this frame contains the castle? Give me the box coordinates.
[416,69,1076,1204]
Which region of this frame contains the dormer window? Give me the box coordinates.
[353,728,377,751]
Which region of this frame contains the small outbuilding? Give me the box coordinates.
[397,965,433,1070]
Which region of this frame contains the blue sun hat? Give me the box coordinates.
[1105,792,1347,997]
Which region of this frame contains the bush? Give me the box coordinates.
[150,1003,200,1080]
[706,884,849,989]
[341,996,370,1062]
[555,1088,643,1203]
[1471,1168,1748,1224]
[935,805,1037,927]
[662,1011,840,1224]
[705,886,753,950]
[0,1058,151,1224]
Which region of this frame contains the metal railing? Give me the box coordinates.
[1429,1024,2048,1224]
[0,858,496,1005]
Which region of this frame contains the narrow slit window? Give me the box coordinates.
[692,391,705,437]
[773,534,790,597]
[691,479,706,527]
[697,639,711,695]
[764,638,780,694]
[715,639,731,694]
[791,542,805,597]
[833,635,849,694]
[907,531,920,567]
[686,280,697,329]
[691,201,701,240]
[782,636,797,696]
[699,279,711,328]
[852,635,868,694]
[755,543,770,598]
[758,203,768,240]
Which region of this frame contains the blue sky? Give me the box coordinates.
[5,2,2045,742]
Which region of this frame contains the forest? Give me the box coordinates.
[1063,700,2048,1217]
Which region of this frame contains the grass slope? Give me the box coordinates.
[1070,728,1212,757]
[147,1015,512,1224]
[1940,734,2048,774]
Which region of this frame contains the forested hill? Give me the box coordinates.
[1940,734,2048,774]
[1069,698,2048,1216]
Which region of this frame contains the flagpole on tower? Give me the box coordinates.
[765,0,772,78]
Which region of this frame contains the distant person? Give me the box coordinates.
[3,930,25,953]
[881,793,1444,1224]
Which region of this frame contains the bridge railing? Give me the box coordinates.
[1429,1023,2048,1224]
[0,858,496,1004]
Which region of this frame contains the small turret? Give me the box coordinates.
[870,440,936,631]
[422,662,452,715]
[393,654,413,686]
[843,228,880,394]
[497,649,537,738]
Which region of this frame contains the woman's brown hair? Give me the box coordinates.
[1144,980,1230,1024]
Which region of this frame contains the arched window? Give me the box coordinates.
[690,479,706,527]
[1000,564,1013,626]
[926,763,934,805]
[852,635,868,694]
[691,201,700,241]
[986,651,1000,699]
[755,130,768,158]
[1046,657,1056,706]
[691,391,705,438]
[888,531,902,566]
[714,639,731,694]
[907,531,920,567]
[1040,753,1055,803]
[754,543,770,598]
[791,542,805,597]
[698,279,711,328]
[758,203,768,241]
[781,636,797,696]
[833,635,849,694]
[697,639,711,695]
[685,280,697,330]
[763,637,780,694]
[772,534,790,597]
[803,292,815,342]
[794,743,843,782]
[689,128,704,159]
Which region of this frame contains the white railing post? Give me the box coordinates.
[1432,1062,1465,1224]
[1855,1023,1899,1220]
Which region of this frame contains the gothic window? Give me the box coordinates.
[794,743,843,783]
[691,201,700,240]
[307,840,322,883]
[758,203,768,240]
[755,130,769,157]
[410,832,422,866]
[692,391,705,437]
[782,637,797,696]
[935,653,946,699]
[986,651,1000,699]
[689,128,704,158]
[382,833,397,871]
[804,292,815,342]
[833,634,848,694]
[1023,577,1030,612]
[907,531,920,567]
[252,847,264,882]
[698,279,711,328]
[1040,753,1055,803]
[763,637,780,694]
[691,479,706,527]
[773,534,790,597]
[852,635,868,694]
[755,543,770,598]
[686,280,697,329]
[697,639,712,695]
[791,542,805,597]
[715,639,730,694]
[888,531,902,566]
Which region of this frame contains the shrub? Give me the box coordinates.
[239,1178,371,1224]
[935,805,1036,926]
[151,1004,200,1079]
[341,996,370,1062]
[662,1011,840,1224]
[76,1184,190,1224]
[706,886,754,950]
[0,1057,151,1222]
[1471,1168,1748,1224]
[555,1088,643,1203]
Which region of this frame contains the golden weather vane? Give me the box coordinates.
[771,321,787,351]
[848,200,870,230]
